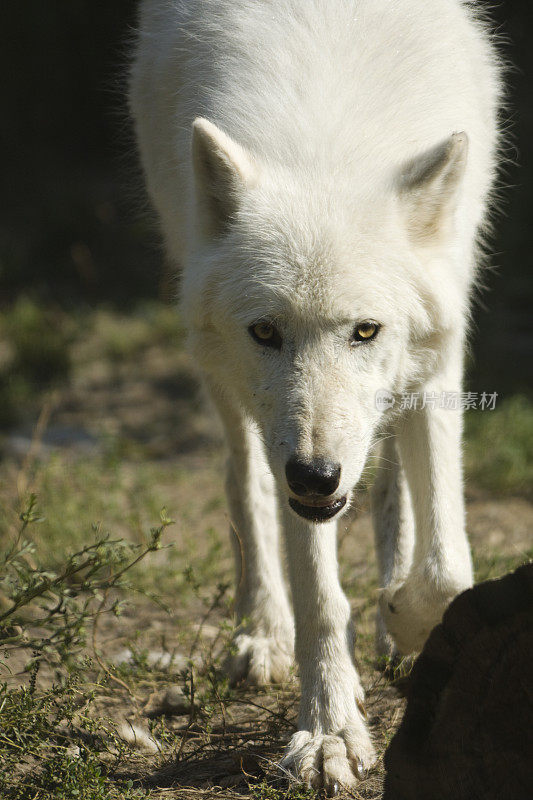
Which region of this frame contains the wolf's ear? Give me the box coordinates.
[396,132,468,243]
[192,117,257,235]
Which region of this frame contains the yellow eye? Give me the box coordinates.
[253,322,274,340]
[249,321,282,349]
[352,321,380,344]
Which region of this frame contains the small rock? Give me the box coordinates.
[117,722,160,753]
[143,684,191,718]
[113,648,136,666]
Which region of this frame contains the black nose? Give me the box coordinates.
[285,458,341,498]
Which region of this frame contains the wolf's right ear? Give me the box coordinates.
[192,118,257,236]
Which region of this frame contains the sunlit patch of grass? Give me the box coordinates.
[0,451,230,608]
[464,395,533,496]
[473,547,533,584]
[78,304,185,366]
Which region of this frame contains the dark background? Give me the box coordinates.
[1,1,531,394]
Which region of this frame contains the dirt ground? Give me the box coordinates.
[1,314,532,799]
[91,495,532,800]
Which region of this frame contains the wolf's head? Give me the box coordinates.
[183,118,470,522]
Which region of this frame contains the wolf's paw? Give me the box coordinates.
[380,572,471,655]
[374,610,415,680]
[280,726,376,795]
[223,631,294,686]
[375,607,398,660]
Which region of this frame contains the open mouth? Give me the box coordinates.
[288,496,347,522]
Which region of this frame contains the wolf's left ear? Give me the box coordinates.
[395,132,468,243]
[192,117,257,236]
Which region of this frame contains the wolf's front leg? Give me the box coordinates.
[371,431,415,661]
[380,384,473,655]
[280,510,376,792]
[210,386,294,685]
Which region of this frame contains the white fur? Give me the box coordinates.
[130,0,501,790]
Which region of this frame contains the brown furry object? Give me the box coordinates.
[383,563,533,800]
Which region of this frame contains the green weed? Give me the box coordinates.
[0,497,172,799]
[0,297,72,427]
[464,395,533,495]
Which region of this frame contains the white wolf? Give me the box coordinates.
[130,0,501,791]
